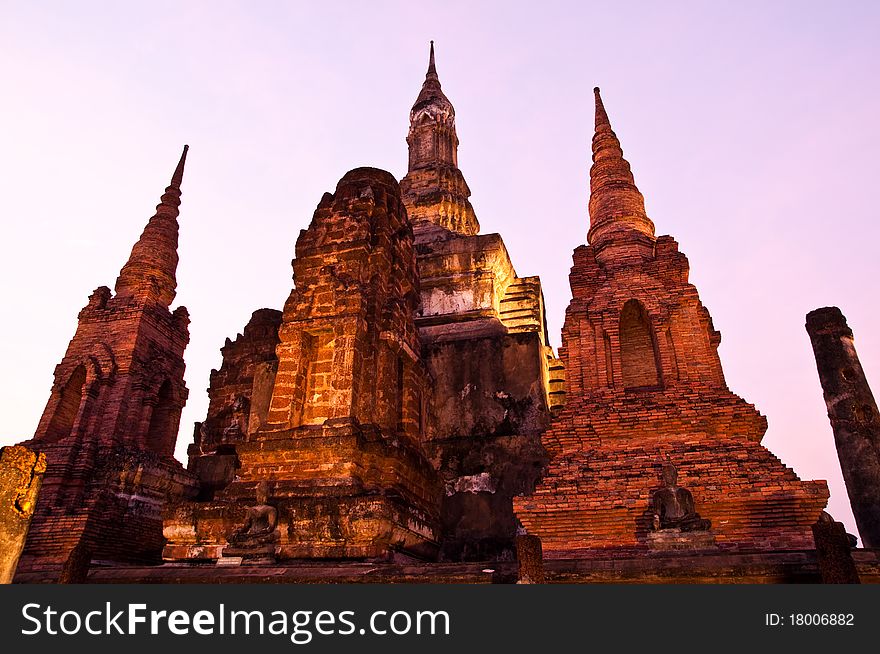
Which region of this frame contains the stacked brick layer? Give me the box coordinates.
[517,428,827,554]
[166,421,441,561]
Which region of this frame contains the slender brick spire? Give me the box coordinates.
[587,88,655,262]
[115,145,188,306]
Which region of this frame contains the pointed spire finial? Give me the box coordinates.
[171,144,189,188]
[115,146,188,306]
[594,87,610,130]
[427,40,437,79]
[412,40,449,110]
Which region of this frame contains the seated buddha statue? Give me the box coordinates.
[228,481,279,547]
[650,462,711,532]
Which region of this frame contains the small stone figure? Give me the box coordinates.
[228,481,278,547]
[222,396,250,442]
[650,462,711,532]
[195,421,209,454]
[222,418,243,441]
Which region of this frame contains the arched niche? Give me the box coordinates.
[619,299,662,390]
[146,379,176,455]
[43,365,87,442]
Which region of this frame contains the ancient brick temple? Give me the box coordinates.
[163,43,555,563]
[14,46,880,583]
[15,147,197,581]
[513,88,830,562]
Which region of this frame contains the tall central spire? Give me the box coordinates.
[115,145,188,306]
[409,40,455,163]
[400,43,479,238]
[427,40,437,78]
[587,88,655,264]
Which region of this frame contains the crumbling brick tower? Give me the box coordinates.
[164,168,442,561]
[514,90,828,557]
[400,44,558,560]
[16,147,198,580]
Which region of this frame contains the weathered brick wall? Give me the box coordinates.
[266,168,424,436]
[515,240,828,555]
[17,293,198,579]
[518,435,827,554]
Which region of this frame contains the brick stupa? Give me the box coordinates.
[15,147,197,580]
[514,89,829,556]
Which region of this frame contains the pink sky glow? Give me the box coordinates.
[2,1,878,539]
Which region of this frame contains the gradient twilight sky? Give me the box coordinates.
[2,1,878,539]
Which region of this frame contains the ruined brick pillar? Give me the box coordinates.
[164,168,442,562]
[15,147,198,580]
[806,307,880,548]
[0,446,45,583]
[811,512,860,583]
[515,534,545,584]
[514,89,828,557]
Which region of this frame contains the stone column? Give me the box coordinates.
[515,534,545,584]
[806,307,880,548]
[811,512,860,584]
[58,541,92,584]
[0,446,46,583]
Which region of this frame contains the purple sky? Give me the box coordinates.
[2,1,878,539]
